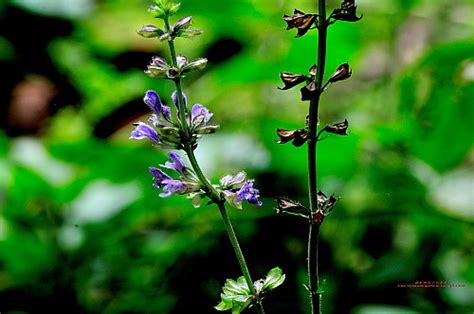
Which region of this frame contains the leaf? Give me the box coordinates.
[223,277,249,295]
[215,296,233,311]
[261,267,286,291]
[216,276,253,313]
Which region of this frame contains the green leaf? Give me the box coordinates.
[215,296,233,311]
[223,277,249,295]
[216,276,253,313]
[261,267,286,291]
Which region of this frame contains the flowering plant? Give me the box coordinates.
[130,0,284,312]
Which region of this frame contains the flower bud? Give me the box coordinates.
[145,66,167,78]
[170,16,203,40]
[151,56,169,67]
[178,29,203,39]
[278,72,307,90]
[181,58,208,74]
[137,25,165,38]
[145,56,170,78]
[174,16,192,32]
[328,63,352,83]
[331,0,362,22]
[323,119,349,135]
[159,33,170,41]
[283,9,317,38]
[176,55,188,69]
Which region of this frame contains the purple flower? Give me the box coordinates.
[144,91,171,122]
[149,167,172,188]
[236,180,263,206]
[162,152,186,175]
[172,91,187,108]
[144,90,162,115]
[160,179,188,197]
[220,171,246,188]
[149,167,188,197]
[130,122,159,143]
[191,104,213,126]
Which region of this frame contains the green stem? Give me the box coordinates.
[218,202,266,314]
[164,17,189,134]
[164,16,264,314]
[184,145,220,202]
[307,1,327,313]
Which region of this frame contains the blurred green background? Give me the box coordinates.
[1,0,473,313]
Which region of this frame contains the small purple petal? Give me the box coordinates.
[162,105,171,120]
[162,152,186,175]
[130,122,159,143]
[144,90,163,115]
[236,180,263,206]
[159,179,187,197]
[191,104,213,126]
[172,91,187,109]
[220,171,246,188]
[149,167,172,188]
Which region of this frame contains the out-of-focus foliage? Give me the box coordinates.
[0,0,473,313]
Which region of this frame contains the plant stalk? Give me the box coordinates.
[306,0,327,313]
[218,202,266,314]
[164,18,264,313]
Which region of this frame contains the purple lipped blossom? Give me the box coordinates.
[161,152,186,175]
[130,122,159,143]
[191,104,213,127]
[159,179,188,197]
[172,91,187,108]
[144,90,163,115]
[145,90,172,123]
[236,180,263,206]
[149,167,172,188]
